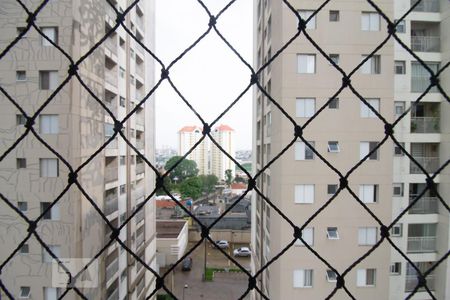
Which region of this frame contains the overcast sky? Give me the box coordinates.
[154,0,253,151]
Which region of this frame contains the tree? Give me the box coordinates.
[234,175,247,184]
[199,174,219,194]
[164,156,199,183]
[225,169,233,186]
[179,176,202,200]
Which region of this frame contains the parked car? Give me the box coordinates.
[213,240,229,249]
[181,257,192,271]
[233,247,251,257]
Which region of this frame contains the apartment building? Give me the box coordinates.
[0,0,156,299]
[211,124,236,180]
[252,0,448,299]
[178,126,208,175]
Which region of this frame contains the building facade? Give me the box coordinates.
[178,126,208,175]
[0,0,156,299]
[252,0,448,299]
[211,124,236,180]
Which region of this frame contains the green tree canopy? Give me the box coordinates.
[198,174,219,194]
[179,176,202,199]
[164,156,199,182]
[225,169,233,186]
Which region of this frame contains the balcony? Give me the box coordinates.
[410,157,439,174]
[105,166,118,183]
[104,191,118,216]
[136,139,144,150]
[105,137,117,149]
[105,68,118,87]
[407,236,436,253]
[104,36,118,56]
[411,36,440,52]
[133,187,145,201]
[106,288,119,300]
[136,62,144,79]
[410,0,439,12]
[136,162,144,174]
[136,232,145,248]
[405,274,435,292]
[411,62,439,93]
[135,15,144,31]
[105,258,119,282]
[135,208,145,224]
[409,197,439,214]
[411,117,439,133]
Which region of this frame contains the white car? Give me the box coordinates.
[214,240,229,249]
[233,247,251,257]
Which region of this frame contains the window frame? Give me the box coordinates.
[39,114,59,134]
[391,224,403,237]
[19,286,31,298]
[395,60,406,74]
[360,98,380,118]
[326,270,338,282]
[390,262,401,275]
[40,26,58,46]
[297,54,316,74]
[359,184,378,203]
[294,184,315,204]
[357,268,376,287]
[393,183,404,197]
[295,227,314,246]
[327,141,340,153]
[296,98,316,118]
[16,70,26,81]
[361,55,381,74]
[293,269,313,288]
[328,98,339,109]
[329,10,340,22]
[295,141,315,160]
[327,227,339,240]
[39,158,59,177]
[298,10,316,30]
[358,227,378,246]
[361,12,380,31]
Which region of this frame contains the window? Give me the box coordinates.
[360,98,380,118]
[39,71,58,90]
[329,10,339,22]
[40,202,60,220]
[17,158,26,169]
[121,269,127,282]
[44,287,61,299]
[393,183,404,196]
[120,155,126,165]
[298,10,316,29]
[41,27,58,46]
[42,245,60,263]
[295,185,314,204]
[327,184,338,195]
[329,54,339,65]
[20,244,29,254]
[327,141,340,153]
[395,61,406,74]
[394,101,405,116]
[391,224,402,237]
[130,75,135,85]
[17,27,26,35]
[296,98,315,117]
[130,49,135,59]
[16,114,27,125]
[297,54,316,74]
[40,158,59,177]
[119,67,125,78]
[295,227,314,246]
[358,227,377,245]
[120,184,126,194]
[295,141,315,160]
[20,286,31,298]
[360,142,379,160]
[394,143,405,156]
[356,269,376,286]
[359,184,378,203]
[326,270,338,282]
[119,96,126,107]
[328,98,339,109]
[361,12,380,31]
[16,70,26,81]
[293,269,313,288]
[361,55,380,74]
[327,227,339,239]
[39,115,59,134]
[18,201,28,212]
[390,262,401,275]
[395,19,406,33]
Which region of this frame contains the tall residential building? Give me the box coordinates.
[178,125,208,175]
[211,124,236,180]
[252,0,448,299]
[0,0,156,299]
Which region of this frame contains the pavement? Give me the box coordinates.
[161,242,251,300]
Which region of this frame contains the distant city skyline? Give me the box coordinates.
[154,0,253,151]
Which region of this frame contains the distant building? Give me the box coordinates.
[178,126,208,175]
[211,124,236,180]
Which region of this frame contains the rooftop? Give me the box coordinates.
[156,220,186,238]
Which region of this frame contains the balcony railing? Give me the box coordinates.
[411,76,438,93]
[136,63,144,78]
[136,139,144,150]
[104,36,118,56]
[136,233,145,248]
[106,288,119,300]
[136,162,144,174]
[411,36,440,52]
[407,236,436,253]
[411,0,439,12]
[410,157,439,174]
[411,117,439,133]
[105,258,119,282]
[105,68,118,87]
[135,208,145,224]
[104,99,117,116]
[409,197,439,214]
[104,193,118,216]
[133,187,145,201]
[405,274,435,292]
[105,166,118,183]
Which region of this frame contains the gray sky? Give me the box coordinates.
[154,0,253,151]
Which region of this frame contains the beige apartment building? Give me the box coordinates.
[211,124,236,180]
[252,0,449,299]
[178,125,208,175]
[0,0,156,299]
